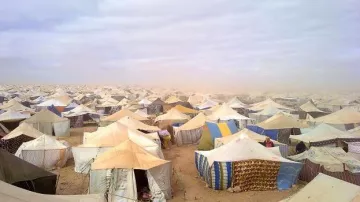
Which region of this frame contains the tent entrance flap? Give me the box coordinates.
[134,169,150,200]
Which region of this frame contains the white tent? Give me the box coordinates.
[0,180,105,202]
[138,98,152,106]
[249,106,285,123]
[249,98,294,112]
[0,99,34,113]
[300,101,325,113]
[257,112,308,130]
[89,140,172,201]
[118,116,160,132]
[15,135,70,170]
[281,173,360,202]
[2,122,44,140]
[227,97,247,109]
[207,104,251,121]
[197,99,218,110]
[73,122,163,173]
[315,107,360,125]
[0,110,30,122]
[23,109,70,137]
[155,108,190,122]
[174,113,206,146]
[37,95,72,107]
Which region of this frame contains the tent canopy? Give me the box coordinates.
[155,108,190,122]
[165,96,182,104]
[2,122,44,140]
[0,110,30,122]
[314,107,360,124]
[102,108,148,122]
[249,98,294,112]
[207,104,251,121]
[172,105,198,114]
[227,97,247,109]
[216,128,282,145]
[257,112,308,130]
[300,101,325,113]
[15,135,67,151]
[252,106,285,116]
[24,109,68,123]
[178,113,206,131]
[62,104,99,117]
[118,116,160,132]
[91,140,169,170]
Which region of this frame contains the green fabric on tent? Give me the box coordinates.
[197,125,213,150]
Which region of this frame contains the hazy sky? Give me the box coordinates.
[0,0,360,92]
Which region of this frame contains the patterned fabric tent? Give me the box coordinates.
[197,120,238,150]
[195,138,302,192]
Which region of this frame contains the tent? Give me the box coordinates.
[23,109,70,137]
[89,140,172,201]
[0,180,105,202]
[172,105,198,115]
[37,95,72,112]
[174,113,206,146]
[249,106,285,122]
[138,98,152,106]
[101,108,148,126]
[281,173,360,202]
[155,108,190,123]
[62,104,100,128]
[198,120,238,150]
[289,147,360,185]
[227,97,247,109]
[214,128,289,157]
[0,149,57,194]
[118,116,160,132]
[73,122,163,173]
[195,138,302,191]
[0,99,34,113]
[249,98,294,112]
[248,112,308,144]
[207,104,252,129]
[299,100,327,119]
[15,135,70,170]
[290,124,360,147]
[0,123,44,153]
[314,107,360,131]
[0,110,31,130]
[197,99,218,110]
[165,95,182,104]
[0,122,9,137]
[146,98,165,115]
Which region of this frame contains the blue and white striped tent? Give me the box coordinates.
[195,138,302,191]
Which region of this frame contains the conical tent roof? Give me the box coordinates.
[91,140,169,170]
[0,99,34,112]
[199,137,296,166]
[282,173,360,202]
[118,116,160,131]
[0,149,56,184]
[0,99,20,109]
[314,107,360,124]
[24,109,68,123]
[2,123,44,140]
[0,110,30,122]
[37,95,72,107]
[207,104,251,121]
[257,112,308,129]
[290,124,356,143]
[102,108,148,121]
[155,108,190,122]
[135,109,151,118]
[178,113,206,130]
[173,105,198,114]
[62,104,98,117]
[83,122,158,148]
[138,98,152,105]
[216,128,281,145]
[300,101,325,113]
[249,98,293,111]
[227,97,247,109]
[16,135,67,151]
[197,99,218,110]
[253,106,284,116]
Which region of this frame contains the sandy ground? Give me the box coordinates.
[56,127,303,201]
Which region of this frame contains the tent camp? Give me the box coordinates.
[101,108,149,126]
[314,107,360,131]
[89,140,172,201]
[0,110,31,130]
[23,109,70,137]
[249,98,294,112]
[0,149,57,194]
[195,138,302,192]
[281,173,360,202]
[0,180,105,202]
[299,100,327,119]
[289,147,360,185]
[290,124,360,147]
[0,123,44,153]
[248,112,308,144]
[118,116,160,132]
[15,135,70,170]
[198,120,238,150]
[62,104,100,128]
[174,113,206,146]
[73,122,163,173]
[214,128,289,157]
[155,108,190,123]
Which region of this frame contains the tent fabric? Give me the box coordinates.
[249,98,294,112]
[197,99,218,110]
[0,99,34,113]
[290,124,359,145]
[174,128,202,146]
[165,96,182,104]
[47,105,62,116]
[62,104,99,117]
[0,180,105,202]
[0,149,57,194]
[37,96,72,107]
[198,121,238,150]
[300,101,325,113]
[195,138,302,191]
[15,135,70,170]
[281,173,360,202]
[155,108,190,122]
[178,113,206,131]
[2,122,44,140]
[315,107,360,124]
[227,97,247,109]
[91,140,169,170]
[257,112,308,130]
[0,110,30,122]
[102,108,148,122]
[173,105,198,114]
[207,104,251,121]
[118,116,160,132]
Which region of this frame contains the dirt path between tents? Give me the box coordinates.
[56,127,303,202]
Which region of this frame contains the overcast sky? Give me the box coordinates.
[0,0,360,92]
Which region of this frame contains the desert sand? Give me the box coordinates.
[56,127,303,202]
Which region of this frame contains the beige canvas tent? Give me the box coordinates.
[118,116,160,132]
[174,113,206,146]
[23,109,70,137]
[249,98,294,112]
[314,107,360,131]
[257,112,308,130]
[155,108,190,122]
[90,140,172,201]
[165,95,182,104]
[101,108,148,126]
